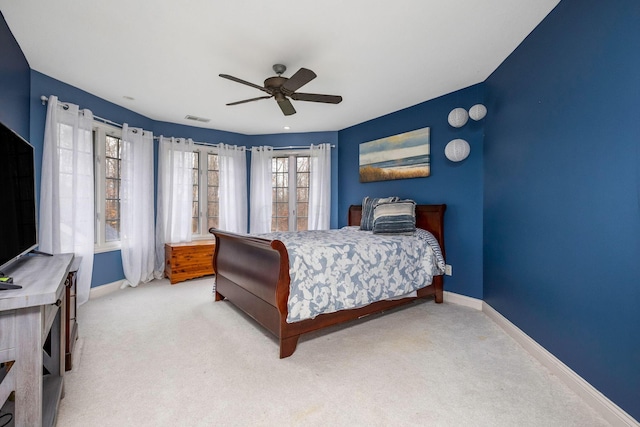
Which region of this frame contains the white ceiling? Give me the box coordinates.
[1,0,559,135]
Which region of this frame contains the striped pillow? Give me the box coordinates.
[360,196,398,231]
[372,200,416,234]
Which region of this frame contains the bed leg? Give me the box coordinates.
[279,335,300,359]
[434,277,444,303]
[215,291,225,301]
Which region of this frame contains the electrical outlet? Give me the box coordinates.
[445,264,452,276]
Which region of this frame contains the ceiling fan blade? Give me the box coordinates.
[219,74,270,94]
[290,92,343,104]
[277,97,296,116]
[226,95,273,106]
[281,68,316,94]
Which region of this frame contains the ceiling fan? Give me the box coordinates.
[219,64,342,116]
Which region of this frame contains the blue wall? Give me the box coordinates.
[0,11,30,138]
[483,0,640,419]
[338,84,485,299]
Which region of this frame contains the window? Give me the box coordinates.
[93,122,122,252]
[192,147,220,237]
[271,153,309,231]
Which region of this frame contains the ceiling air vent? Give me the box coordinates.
[184,115,211,123]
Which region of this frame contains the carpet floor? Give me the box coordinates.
[56,277,610,427]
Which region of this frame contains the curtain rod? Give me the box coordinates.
[40,95,122,128]
[271,145,335,150]
[41,96,335,150]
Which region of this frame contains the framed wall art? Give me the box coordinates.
[359,126,430,182]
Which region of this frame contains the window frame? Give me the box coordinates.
[192,145,220,239]
[93,121,123,253]
[271,149,310,232]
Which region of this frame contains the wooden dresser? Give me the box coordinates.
[164,240,215,284]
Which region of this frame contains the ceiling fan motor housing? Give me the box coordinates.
[264,76,287,92]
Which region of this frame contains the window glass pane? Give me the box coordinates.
[297,172,309,188]
[296,217,308,231]
[208,202,218,217]
[105,220,120,241]
[297,187,308,202]
[297,156,309,172]
[105,199,119,218]
[105,136,120,158]
[297,202,308,217]
[207,171,219,187]
[280,188,290,202]
[276,217,288,231]
[105,178,119,199]
[208,186,219,203]
[105,158,119,179]
[208,153,219,169]
[276,202,289,217]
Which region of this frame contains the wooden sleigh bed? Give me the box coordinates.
[209,204,446,358]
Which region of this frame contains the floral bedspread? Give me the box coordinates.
[259,227,445,323]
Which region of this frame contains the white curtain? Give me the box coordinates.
[120,125,155,287]
[218,144,248,233]
[39,96,94,305]
[154,137,195,277]
[249,146,273,234]
[308,143,332,230]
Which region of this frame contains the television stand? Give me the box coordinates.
[0,253,72,426]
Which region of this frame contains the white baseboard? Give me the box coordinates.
[89,280,126,299]
[482,302,639,427]
[443,291,483,310]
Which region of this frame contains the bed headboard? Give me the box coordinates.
[348,204,447,258]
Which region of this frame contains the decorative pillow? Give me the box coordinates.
[372,199,416,234]
[360,196,398,230]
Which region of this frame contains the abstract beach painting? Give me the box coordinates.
[359,127,430,182]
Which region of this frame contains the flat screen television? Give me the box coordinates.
[0,120,38,273]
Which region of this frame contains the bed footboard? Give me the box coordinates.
[210,229,291,339]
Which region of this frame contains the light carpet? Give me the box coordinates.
[56,277,610,427]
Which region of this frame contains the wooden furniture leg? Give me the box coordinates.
[279,335,300,359]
